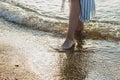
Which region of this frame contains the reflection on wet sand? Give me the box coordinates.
[54,36,93,80]
[59,48,93,80]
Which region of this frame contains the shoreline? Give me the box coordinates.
[0,1,120,80]
[0,17,120,80]
[0,1,120,41]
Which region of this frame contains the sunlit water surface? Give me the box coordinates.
[0,0,120,40]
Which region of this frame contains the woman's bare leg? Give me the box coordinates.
[76,20,84,31]
[62,0,84,49]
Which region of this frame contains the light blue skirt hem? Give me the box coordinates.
[79,0,96,22]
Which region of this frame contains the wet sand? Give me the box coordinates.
[0,18,120,80]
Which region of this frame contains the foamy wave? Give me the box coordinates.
[0,1,119,41]
[0,2,25,23]
[0,2,66,33]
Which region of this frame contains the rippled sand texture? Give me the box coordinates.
[0,17,120,80]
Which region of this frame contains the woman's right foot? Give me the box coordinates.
[74,31,85,48]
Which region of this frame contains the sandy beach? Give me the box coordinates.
[0,17,120,80]
[0,1,120,80]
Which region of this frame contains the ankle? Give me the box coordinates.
[75,28,83,32]
[65,38,74,42]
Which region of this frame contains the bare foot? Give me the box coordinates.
[61,39,75,49]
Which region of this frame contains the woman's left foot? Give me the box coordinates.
[61,40,75,50]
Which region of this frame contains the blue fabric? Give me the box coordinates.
[79,0,96,22]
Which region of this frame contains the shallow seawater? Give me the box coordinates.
[0,0,120,40]
[1,0,120,22]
